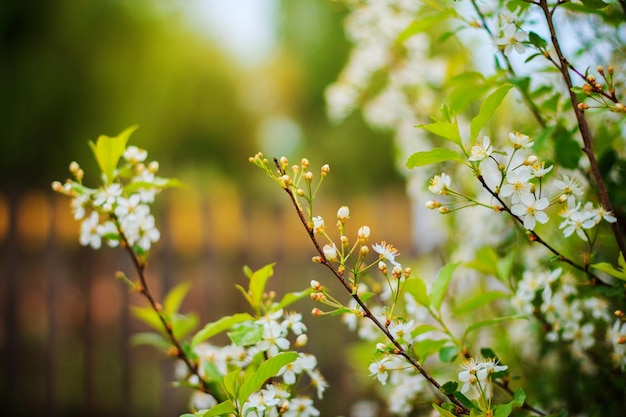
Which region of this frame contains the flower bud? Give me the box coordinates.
[438,206,450,214]
[297,189,305,196]
[608,65,614,75]
[558,194,568,204]
[311,307,323,317]
[51,181,64,192]
[378,261,387,275]
[392,266,403,278]
[615,310,624,318]
[280,174,291,188]
[586,74,596,84]
[292,165,300,174]
[148,161,159,173]
[337,206,350,222]
[279,156,289,169]
[304,171,314,182]
[524,155,538,165]
[597,65,604,75]
[376,343,386,351]
[295,334,308,347]
[357,225,370,241]
[323,243,338,261]
[360,246,369,256]
[321,164,330,176]
[403,267,411,278]
[313,216,325,233]
[311,292,326,301]
[301,158,309,169]
[312,256,323,263]
[69,161,80,174]
[311,280,322,291]
[340,235,349,246]
[425,200,440,209]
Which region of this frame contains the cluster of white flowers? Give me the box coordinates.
[457,357,507,400]
[512,268,614,359]
[53,146,163,252]
[608,319,626,370]
[367,354,426,415]
[427,131,618,237]
[180,309,326,416]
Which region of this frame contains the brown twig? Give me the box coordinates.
[275,160,471,415]
[117,227,212,396]
[476,175,608,286]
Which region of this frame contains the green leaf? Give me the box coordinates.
[275,288,314,310]
[494,403,513,417]
[130,306,163,333]
[470,84,513,141]
[464,247,499,276]
[463,315,528,340]
[591,252,626,281]
[439,345,459,363]
[580,0,608,9]
[411,323,441,338]
[88,125,138,183]
[432,403,458,417]
[124,177,185,194]
[528,31,548,49]
[512,387,526,407]
[223,369,241,399]
[406,148,464,169]
[130,332,170,350]
[164,281,192,315]
[441,381,458,395]
[396,9,457,44]
[172,312,199,339]
[405,277,431,308]
[553,126,582,169]
[228,322,263,347]
[418,121,463,148]
[248,263,275,310]
[237,352,298,404]
[453,291,509,316]
[413,338,449,361]
[201,400,235,417]
[480,347,498,360]
[431,262,461,312]
[191,313,254,348]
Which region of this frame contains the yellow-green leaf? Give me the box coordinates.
[88,125,138,183]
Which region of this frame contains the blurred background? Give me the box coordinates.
[0,1,411,416]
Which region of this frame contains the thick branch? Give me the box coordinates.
[537,0,626,258]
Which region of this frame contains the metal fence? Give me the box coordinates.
[0,187,412,417]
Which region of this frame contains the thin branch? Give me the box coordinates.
[118,229,213,396]
[276,162,471,415]
[476,175,608,286]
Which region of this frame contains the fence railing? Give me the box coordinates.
[0,187,412,417]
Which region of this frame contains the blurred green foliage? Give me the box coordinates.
[0,0,403,195]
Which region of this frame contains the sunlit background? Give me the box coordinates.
[0,1,410,416]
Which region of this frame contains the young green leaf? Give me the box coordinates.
[396,9,457,44]
[591,252,626,281]
[470,84,513,141]
[130,306,163,333]
[130,332,170,350]
[406,148,464,169]
[405,277,431,308]
[432,403,458,417]
[88,125,138,183]
[441,381,459,395]
[453,291,509,316]
[439,345,459,363]
[164,281,193,315]
[431,262,461,312]
[191,313,254,348]
[171,312,199,339]
[275,288,315,310]
[228,322,263,347]
[417,121,463,148]
[463,315,527,340]
[237,352,298,404]
[248,263,275,310]
[200,399,235,417]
